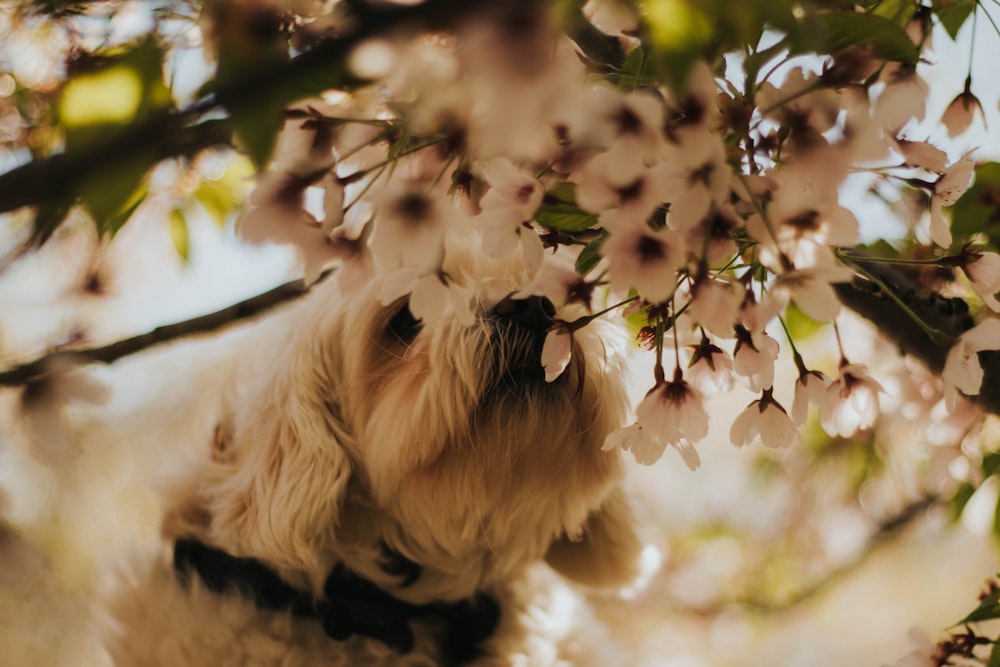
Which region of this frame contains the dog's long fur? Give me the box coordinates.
[102,246,645,666]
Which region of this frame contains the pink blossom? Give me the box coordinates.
[765,264,855,323]
[686,339,735,396]
[941,88,985,138]
[730,390,800,449]
[928,154,976,248]
[377,268,474,327]
[602,224,686,304]
[820,363,885,437]
[603,370,709,467]
[370,186,455,275]
[941,318,1000,411]
[687,277,745,338]
[515,263,595,311]
[874,66,929,131]
[791,369,829,425]
[962,251,1000,312]
[540,326,573,383]
[602,424,701,470]
[733,326,780,392]
[889,137,948,172]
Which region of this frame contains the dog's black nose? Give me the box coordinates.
[491,295,556,331]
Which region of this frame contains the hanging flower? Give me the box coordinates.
[791,368,829,425]
[928,154,976,249]
[819,363,885,438]
[686,337,735,395]
[941,83,986,137]
[540,325,573,383]
[687,275,745,337]
[730,389,800,449]
[958,249,1000,312]
[601,223,686,304]
[733,325,780,392]
[941,318,1000,411]
[604,369,708,468]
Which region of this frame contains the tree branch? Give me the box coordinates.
[834,256,1000,416]
[0,270,331,387]
[0,0,537,216]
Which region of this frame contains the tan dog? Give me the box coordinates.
[102,248,645,666]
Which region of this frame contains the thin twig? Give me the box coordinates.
[0,269,333,387]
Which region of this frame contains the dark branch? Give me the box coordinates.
[834,256,1000,416]
[0,269,331,387]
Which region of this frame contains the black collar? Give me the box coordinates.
[173,538,499,666]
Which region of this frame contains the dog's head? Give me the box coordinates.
[180,246,644,602]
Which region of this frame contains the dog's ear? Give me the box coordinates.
[544,488,646,589]
[202,366,353,578]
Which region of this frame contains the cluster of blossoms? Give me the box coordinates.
[238,3,995,472]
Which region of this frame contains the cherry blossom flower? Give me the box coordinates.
[888,136,948,172]
[733,325,780,391]
[928,154,976,248]
[687,276,745,338]
[820,363,885,438]
[686,338,735,396]
[655,133,731,231]
[960,250,1000,312]
[941,318,1000,411]
[764,263,855,323]
[377,268,474,327]
[874,65,929,131]
[370,186,455,275]
[604,369,708,468]
[540,325,573,382]
[602,424,701,470]
[882,627,936,667]
[941,85,986,137]
[473,158,546,273]
[730,389,800,449]
[601,223,686,304]
[791,368,829,425]
[575,147,667,225]
[515,262,595,311]
[240,170,343,285]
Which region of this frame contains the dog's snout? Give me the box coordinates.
[492,295,556,331]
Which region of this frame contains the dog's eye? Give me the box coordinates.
[387,302,423,344]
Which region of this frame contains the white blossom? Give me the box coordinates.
[791,369,829,425]
[928,153,976,249]
[962,251,1000,312]
[733,327,780,392]
[540,326,573,383]
[941,318,1000,411]
[602,224,686,304]
[820,363,885,438]
[730,391,800,449]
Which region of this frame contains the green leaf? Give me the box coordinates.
[951,162,1000,248]
[788,11,919,63]
[988,636,1000,667]
[640,0,712,90]
[535,203,598,233]
[575,232,607,276]
[538,183,596,232]
[77,151,154,234]
[169,208,190,262]
[933,0,976,40]
[958,585,1000,624]
[616,45,653,89]
[59,39,171,152]
[783,301,825,341]
[873,0,919,25]
[951,481,977,520]
[98,182,148,237]
[194,155,255,225]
